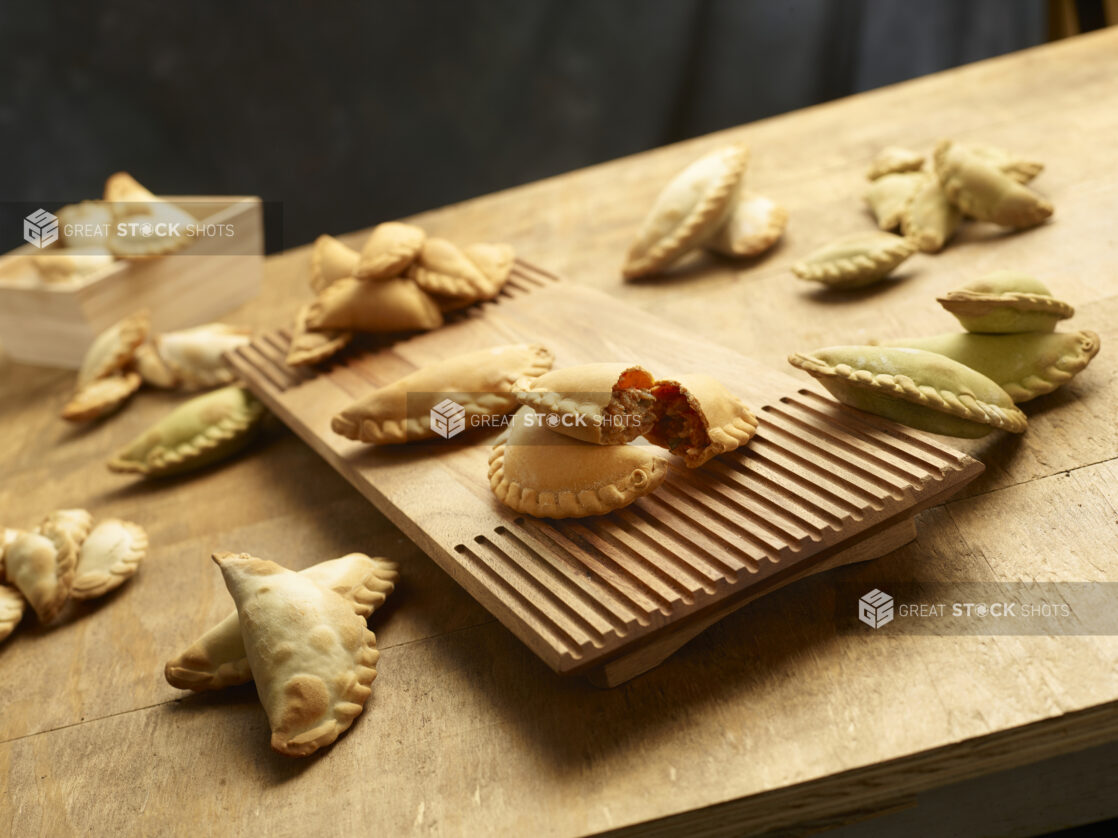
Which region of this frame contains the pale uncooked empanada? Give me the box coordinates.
[645,374,759,467]
[57,201,112,248]
[164,553,397,692]
[885,330,1100,403]
[70,519,149,600]
[355,222,426,281]
[4,531,75,623]
[332,344,554,444]
[900,173,962,254]
[791,232,915,289]
[310,234,360,294]
[31,250,115,284]
[108,385,265,477]
[936,272,1074,334]
[960,142,1043,184]
[513,363,657,445]
[156,323,251,390]
[76,309,150,388]
[0,584,24,644]
[305,277,443,333]
[61,372,142,423]
[38,508,94,555]
[286,303,352,367]
[214,552,380,757]
[623,143,749,279]
[789,345,1027,438]
[934,140,1053,228]
[705,192,788,258]
[406,238,495,307]
[104,172,197,258]
[489,405,669,518]
[864,172,924,231]
[866,146,925,180]
[133,340,180,388]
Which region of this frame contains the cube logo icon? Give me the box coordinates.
[858,589,894,629]
[24,208,59,248]
[430,398,466,439]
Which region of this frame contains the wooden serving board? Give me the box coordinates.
[228,261,983,686]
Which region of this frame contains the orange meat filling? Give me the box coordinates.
[646,384,707,455]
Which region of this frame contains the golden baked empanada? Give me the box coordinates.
[937,272,1074,334]
[645,374,759,467]
[4,531,75,623]
[864,172,924,231]
[513,363,657,445]
[332,344,554,444]
[76,309,149,389]
[108,385,265,477]
[489,406,669,518]
[305,277,443,333]
[71,519,148,600]
[463,243,515,294]
[0,584,24,644]
[791,232,915,289]
[214,552,380,757]
[133,340,180,388]
[866,146,925,180]
[900,173,962,253]
[156,323,251,390]
[310,234,360,294]
[61,372,141,423]
[623,143,749,278]
[355,222,425,280]
[934,140,1052,228]
[407,238,495,306]
[38,508,94,555]
[104,172,197,258]
[57,201,112,248]
[165,553,396,692]
[706,192,788,258]
[286,303,352,367]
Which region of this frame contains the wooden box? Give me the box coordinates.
[0,197,264,369]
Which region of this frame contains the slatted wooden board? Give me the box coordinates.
[228,261,983,685]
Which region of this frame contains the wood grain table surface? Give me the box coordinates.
[2,29,1117,838]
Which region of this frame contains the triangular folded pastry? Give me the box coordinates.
[156,323,251,390]
[936,272,1074,334]
[864,172,924,231]
[332,344,554,444]
[959,142,1043,184]
[623,143,749,279]
[899,173,961,253]
[513,363,657,445]
[62,372,142,423]
[789,345,1027,438]
[108,385,265,477]
[71,519,149,600]
[355,222,426,280]
[489,406,669,518]
[310,234,360,294]
[305,277,443,333]
[104,172,197,258]
[645,374,759,467]
[934,140,1052,228]
[76,310,150,389]
[0,584,24,644]
[705,193,788,258]
[286,303,352,367]
[791,232,914,289]
[165,553,397,691]
[885,331,1100,403]
[866,146,925,180]
[407,238,495,307]
[4,531,75,623]
[214,553,381,757]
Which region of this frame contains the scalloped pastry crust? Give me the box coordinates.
[305,276,443,333]
[934,140,1053,228]
[4,531,75,623]
[355,222,425,281]
[792,232,914,289]
[71,519,149,600]
[0,584,24,643]
[332,344,554,444]
[706,192,788,258]
[407,238,495,305]
[62,372,141,423]
[310,234,360,294]
[286,303,352,367]
[645,374,758,467]
[77,309,150,388]
[104,173,196,258]
[937,272,1074,334]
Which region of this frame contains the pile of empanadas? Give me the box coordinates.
[793,140,1053,290]
[286,224,516,368]
[491,364,759,518]
[788,273,1099,437]
[164,552,397,757]
[62,310,252,423]
[29,172,198,285]
[622,143,787,279]
[1,509,148,645]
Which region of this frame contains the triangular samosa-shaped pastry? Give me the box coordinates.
[355,222,425,281]
[310,234,360,294]
[934,140,1052,228]
[304,277,443,333]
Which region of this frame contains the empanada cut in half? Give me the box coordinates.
[61,372,142,423]
[77,309,150,388]
[286,303,352,367]
[104,172,197,258]
[0,584,24,643]
[789,345,1027,438]
[156,323,252,390]
[885,330,1100,403]
[108,385,265,477]
[937,272,1074,334]
[407,238,496,308]
[489,406,669,519]
[623,143,749,279]
[791,232,914,289]
[934,140,1052,228]
[332,344,554,444]
[355,222,426,281]
[214,553,380,757]
[866,146,926,180]
[514,363,657,445]
[705,192,788,258]
[71,519,149,600]
[4,531,75,623]
[310,234,360,294]
[863,172,924,231]
[305,277,443,333]
[899,173,961,254]
[645,374,759,467]
[165,553,397,692]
